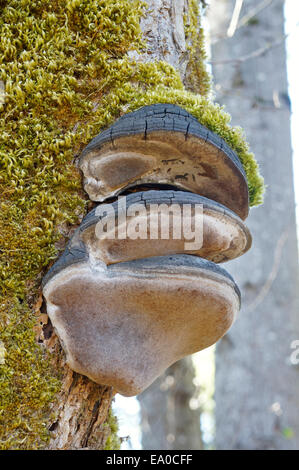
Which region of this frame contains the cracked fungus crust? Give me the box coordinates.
[80,126,250,219]
[0,0,263,449]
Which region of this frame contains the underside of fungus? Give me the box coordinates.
[43,104,254,396]
[43,255,240,396]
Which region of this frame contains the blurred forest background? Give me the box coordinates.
[115,0,299,450]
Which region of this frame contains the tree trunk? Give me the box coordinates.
[209,0,299,450]
[42,0,203,450]
[137,0,205,450]
[35,303,116,450]
[45,0,193,450]
[0,0,213,450]
[139,358,203,450]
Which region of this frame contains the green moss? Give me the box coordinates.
[184,0,211,96]
[0,0,264,449]
[104,408,121,450]
[0,298,60,449]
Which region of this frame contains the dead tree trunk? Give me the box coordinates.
[209,0,299,449]
[36,307,116,450]
[45,0,190,449]
[0,0,209,450]
[44,0,204,450]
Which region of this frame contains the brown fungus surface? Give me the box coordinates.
[79,104,250,219]
[73,190,251,266]
[43,256,240,396]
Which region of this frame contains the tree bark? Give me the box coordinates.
[209,0,299,450]
[35,298,116,450]
[137,0,189,76]
[1,0,213,450]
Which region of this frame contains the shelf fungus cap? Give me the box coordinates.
[79,190,251,265]
[79,104,249,220]
[43,254,240,396]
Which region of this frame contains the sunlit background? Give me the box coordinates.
[285,0,299,245]
[113,0,299,449]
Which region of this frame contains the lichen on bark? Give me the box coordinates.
[0,0,264,449]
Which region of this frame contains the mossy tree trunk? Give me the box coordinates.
[0,0,208,450]
[44,0,204,450]
[209,0,299,449]
[0,0,262,450]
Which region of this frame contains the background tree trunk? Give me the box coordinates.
[209,0,299,450]
[139,358,203,450]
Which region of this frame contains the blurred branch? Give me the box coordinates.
[237,0,274,30]
[211,0,281,45]
[209,32,288,65]
[227,0,244,38]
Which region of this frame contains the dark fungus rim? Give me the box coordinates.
[79,103,247,181]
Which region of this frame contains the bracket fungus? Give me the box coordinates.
[43,255,240,396]
[50,190,251,267]
[43,104,254,396]
[79,104,249,220]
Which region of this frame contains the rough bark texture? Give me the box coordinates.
[35,301,116,450]
[48,372,114,450]
[209,0,299,450]
[134,0,189,78]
